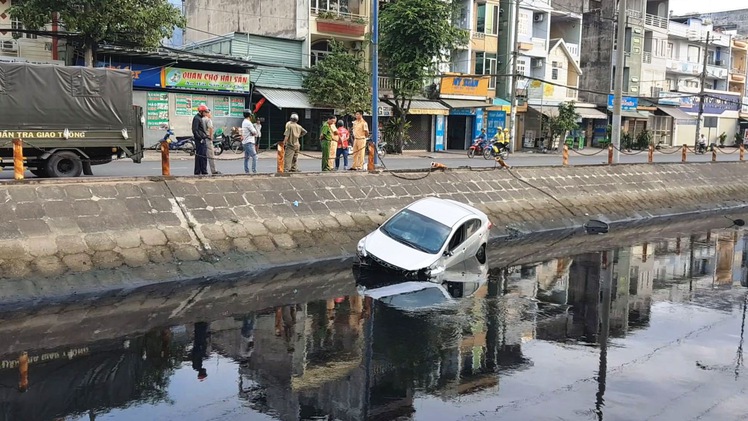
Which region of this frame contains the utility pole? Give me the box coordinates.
[371,0,380,165]
[508,0,521,153]
[694,32,710,148]
[611,0,627,164]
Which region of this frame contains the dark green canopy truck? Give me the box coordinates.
[0,62,144,177]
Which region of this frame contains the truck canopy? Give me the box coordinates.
[0,62,134,131]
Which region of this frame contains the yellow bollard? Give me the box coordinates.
[648,144,654,163]
[277,142,285,174]
[367,142,375,171]
[160,140,170,176]
[12,138,24,181]
[741,144,745,162]
[562,145,569,166]
[607,145,614,165]
[18,352,28,392]
[712,148,717,162]
[682,144,687,163]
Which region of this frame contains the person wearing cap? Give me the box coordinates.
[202,110,221,175]
[241,109,259,173]
[191,104,210,175]
[319,115,338,171]
[283,113,307,172]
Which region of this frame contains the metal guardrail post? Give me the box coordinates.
[712,148,717,162]
[741,144,745,162]
[277,142,285,174]
[12,138,24,181]
[648,144,654,163]
[368,141,375,171]
[682,145,687,163]
[607,145,614,165]
[562,145,569,166]
[160,140,170,176]
[18,351,28,392]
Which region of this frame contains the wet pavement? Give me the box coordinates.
[2,226,748,420]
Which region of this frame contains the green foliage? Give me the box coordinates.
[736,132,744,145]
[380,0,468,152]
[718,131,727,145]
[635,129,652,149]
[621,131,633,149]
[383,117,411,151]
[303,41,371,115]
[544,101,580,140]
[9,0,185,66]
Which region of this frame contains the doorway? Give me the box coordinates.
[447,116,470,150]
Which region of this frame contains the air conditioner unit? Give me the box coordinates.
[1,40,18,52]
[352,41,363,51]
[534,13,544,23]
[531,58,543,68]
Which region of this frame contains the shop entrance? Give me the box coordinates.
[447,115,470,150]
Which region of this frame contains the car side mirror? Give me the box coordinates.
[444,250,453,257]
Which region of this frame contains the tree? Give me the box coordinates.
[380,0,467,153]
[544,101,579,150]
[9,0,185,67]
[303,41,371,115]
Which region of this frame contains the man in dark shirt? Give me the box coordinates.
[192,104,210,175]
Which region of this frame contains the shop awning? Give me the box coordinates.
[620,110,652,119]
[408,100,449,115]
[440,99,491,109]
[657,106,695,120]
[255,88,323,110]
[575,107,607,119]
[528,105,558,117]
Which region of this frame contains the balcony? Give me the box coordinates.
[733,39,748,50]
[471,31,485,40]
[730,73,746,83]
[313,8,368,38]
[706,65,728,79]
[377,76,430,93]
[644,14,668,30]
[668,21,689,38]
[566,43,579,58]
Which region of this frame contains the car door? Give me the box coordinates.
[442,222,469,271]
[462,218,484,259]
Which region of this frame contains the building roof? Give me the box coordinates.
[548,39,583,76]
[97,45,255,69]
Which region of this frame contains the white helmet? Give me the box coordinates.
[290,113,299,121]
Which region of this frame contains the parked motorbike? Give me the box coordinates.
[211,128,227,156]
[154,129,196,155]
[483,141,509,160]
[228,127,243,154]
[467,138,488,159]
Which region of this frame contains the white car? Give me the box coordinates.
[356,197,492,280]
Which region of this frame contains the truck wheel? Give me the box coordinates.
[46,151,83,178]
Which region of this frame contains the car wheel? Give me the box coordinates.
[476,243,487,264]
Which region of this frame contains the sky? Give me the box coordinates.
[670,0,742,15]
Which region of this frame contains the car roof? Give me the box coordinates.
[407,197,484,228]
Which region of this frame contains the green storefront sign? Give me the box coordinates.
[146,92,169,129]
[163,68,251,93]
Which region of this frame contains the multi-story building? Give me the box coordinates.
[0,0,64,64]
[579,0,670,141]
[664,17,741,145]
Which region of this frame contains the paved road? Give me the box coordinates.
[0,148,744,179]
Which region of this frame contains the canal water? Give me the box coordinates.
[1,228,748,421]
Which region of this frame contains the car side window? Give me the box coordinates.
[466,219,482,237]
[448,223,468,251]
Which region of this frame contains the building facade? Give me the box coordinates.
[0,0,64,64]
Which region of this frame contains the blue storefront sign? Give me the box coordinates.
[678,93,741,115]
[450,108,475,116]
[434,115,446,151]
[473,109,484,140]
[486,110,507,140]
[607,95,638,111]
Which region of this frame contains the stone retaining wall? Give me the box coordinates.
[1,163,748,301]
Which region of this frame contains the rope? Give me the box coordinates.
[658,146,684,155]
[612,145,646,155]
[568,147,608,157]
[505,167,578,217]
[715,147,741,155]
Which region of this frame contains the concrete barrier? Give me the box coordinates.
[1,163,747,301]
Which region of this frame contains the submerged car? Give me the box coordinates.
[356,197,492,280]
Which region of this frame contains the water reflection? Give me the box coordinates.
[1,229,748,420]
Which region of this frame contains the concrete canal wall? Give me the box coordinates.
[1,162,748,302]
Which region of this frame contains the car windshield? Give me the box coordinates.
[379,209,451,255]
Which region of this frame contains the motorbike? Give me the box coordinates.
[153,129,196,155]
[483,141,509,160]
[211,128,228,156]
[467,138,488,159]
[228,127,243,154]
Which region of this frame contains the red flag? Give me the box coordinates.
[253,98,266,114]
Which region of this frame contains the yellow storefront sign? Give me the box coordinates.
[440,75,490,97]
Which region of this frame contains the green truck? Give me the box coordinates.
[0,62,144,177]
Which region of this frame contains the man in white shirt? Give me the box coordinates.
[242,110,259,173]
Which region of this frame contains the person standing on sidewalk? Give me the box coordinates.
[351,111,369,171]
[335,120,350,170]
[319,115,338,171]
[241,110,259,173]
[202,110,221,175]
[191,104,210,175]
[283,113,307,172]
